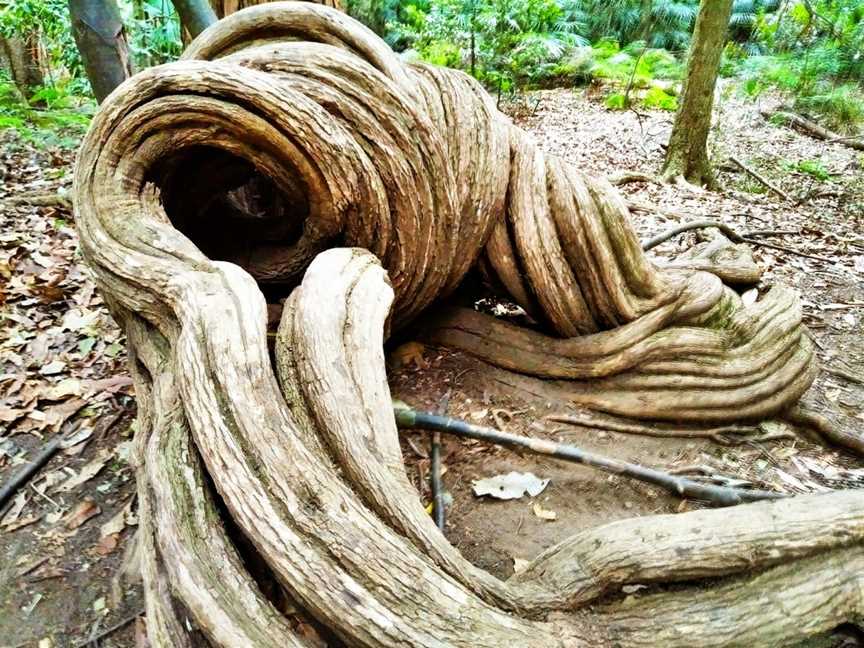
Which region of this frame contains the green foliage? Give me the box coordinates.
[0,72,93,148]
[642,84,677,110]
[727,0,864,133]
[792,159,830,181]
[119,0,183,68]
[0,0,83,78]
[796,84,864,133]
[392,0,591,90]
[590,39,682,86]
[605,92,626,109]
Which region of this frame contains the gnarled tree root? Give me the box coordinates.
[72,3,862,646]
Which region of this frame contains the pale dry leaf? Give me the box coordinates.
[42,378,82,400]
[57,451,109,492]
[38,360,66,376]
[532,502,557,521]
[472,472,549,500]
[100,506,127,538]
[740,288,758,307]
[512,558,531,574]
[1,491,28,527]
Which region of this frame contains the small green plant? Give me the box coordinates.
[605,92,626,109]
[0,73,93,149]
[793,159,831,181]
[642,85,677,110]
[795,84,864,133]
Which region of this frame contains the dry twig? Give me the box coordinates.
[395,407,785,506]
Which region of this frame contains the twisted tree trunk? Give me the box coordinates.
[73,3,864,646]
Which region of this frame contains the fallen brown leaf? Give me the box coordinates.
[64,498,101,529]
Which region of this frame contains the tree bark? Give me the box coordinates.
[0,36,44,100]
[68,0,133,103]
[171,0,218,39]
[661,0,733,187]
[72,3,864,646]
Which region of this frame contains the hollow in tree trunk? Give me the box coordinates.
[68,0,133,103]
[661,0,733,188]
[72,3,864,646]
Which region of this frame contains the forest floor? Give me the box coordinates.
[1,87,863,647]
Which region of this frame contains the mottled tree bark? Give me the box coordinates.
[72,3,864,646]
[68,0,133,102]
[661,0,733,187]
[0,36,44,100]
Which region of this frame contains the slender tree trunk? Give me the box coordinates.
[661,0,733,188]
[0,35,44,101]
[637,0,653,42]
[172,0,218,38]
[68,0,133,103]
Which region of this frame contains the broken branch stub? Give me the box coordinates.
[73,3,863,646]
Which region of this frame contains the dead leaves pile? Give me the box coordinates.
[1,143,132,445]
[1,137,138,563]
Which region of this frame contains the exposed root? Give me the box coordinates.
[783,403,864,457]
[606,171,658,186]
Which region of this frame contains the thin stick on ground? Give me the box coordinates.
[429,391,451,530]
[729,155,791,201]
[0,436,62,510]
[394,407,786,506]
[75,610,144,648]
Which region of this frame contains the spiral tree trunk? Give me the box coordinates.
[73,3,864,646]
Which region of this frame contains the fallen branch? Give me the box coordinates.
[0,436,63,510]
[394,406,786,506]
[762,108,864,152]
[430,391,450,530]
[729,155,791,201]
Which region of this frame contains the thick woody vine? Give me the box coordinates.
[73,2,864,646]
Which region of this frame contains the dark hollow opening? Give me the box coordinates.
[148,146,310,301]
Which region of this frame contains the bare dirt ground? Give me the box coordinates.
[2,87,863,646]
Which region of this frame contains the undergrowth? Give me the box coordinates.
[0,73,94,149]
